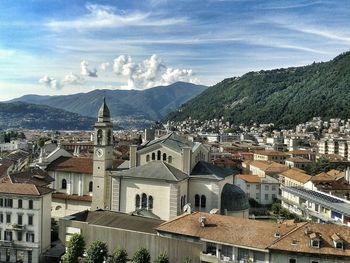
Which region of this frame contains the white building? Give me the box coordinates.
[0,169,53,263]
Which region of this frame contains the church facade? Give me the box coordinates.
[91,100,249,220]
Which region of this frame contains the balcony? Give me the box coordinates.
[200,252,237,263]
[11,224,25,230]
[0,240,14,247]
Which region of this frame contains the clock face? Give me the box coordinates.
[96,148,104,158]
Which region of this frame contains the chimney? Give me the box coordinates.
[199,216,206,227]
[346,167,350,183]
[182,147,192,175]
[129,145,138,168]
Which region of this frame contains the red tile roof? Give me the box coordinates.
[47,157,93,174]
[0,176,53,196]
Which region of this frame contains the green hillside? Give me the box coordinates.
[0,102,96,130]
[167,52,350,128]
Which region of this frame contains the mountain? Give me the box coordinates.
[167,52,350,128]
[11,82,207,128]
[0,102,96,130]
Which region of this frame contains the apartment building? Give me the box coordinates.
[0,174,53,263]
[253,150,288,164]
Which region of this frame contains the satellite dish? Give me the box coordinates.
[183,203,192,213]
[209,208,219,214]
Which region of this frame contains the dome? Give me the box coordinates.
[97,98,110,122]
[220,183,250,213]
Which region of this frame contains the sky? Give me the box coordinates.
[0,0,350,101]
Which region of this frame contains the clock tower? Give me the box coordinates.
[91,98,113,210]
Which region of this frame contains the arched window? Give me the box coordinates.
[146,155,150,162]
[148,196,153,210]
[152,153,156,160]
[162,153,167,161]
[184,195,186,204]
[181,196,184,208]
[61,179,67,189]
[107,130,112,145]
[201,195,206,208]
[89,181,93,192]
[135,194,140,209]
[168,156,172,163]
[157,150,161,160]
[195,194,200,207]
[97,129,103,145]
[141,193,147,209]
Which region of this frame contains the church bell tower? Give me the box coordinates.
[91,98,113,210]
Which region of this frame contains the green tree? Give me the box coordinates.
[62,233,85,263]
[154,252,169,263]
[86,240,109,263]
[107,248,128,263]
[132,248,151,263]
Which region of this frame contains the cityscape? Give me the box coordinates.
[1,1,350,263]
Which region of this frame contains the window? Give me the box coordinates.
[141,193,147,209]
[311,240,320,248]
[107,130,112,145]
[6,214,11,223]
[26,233,35,242]
[162,153,167,161]
[256,185,259,190]
[18,199,22,208]
[272,185,276,191]
[89,181,93,192]
[17,231,22,241]
[265,185,269,191]
[4,231,12,241]
[256,193,259,200]
[0,213,3,223]
[0,198,2,207]
[135,194,140,209]
[195,194,200,207]
[157,150,161,160]
[4,198,13,208]
[61,179,67,189]
[206,242,216,255]
[152,152,155,160]
[18,214,22,225]
[265,194,269,200]
[221,245,233,259]
[272,194,276,199]
[28,200,33,209]
[289,259,296,263]
[146,155,150,162]
[97,129,103,145]
[180,196,184,209]
[28,215,33,226]
[335,241,343,250]
[247,184,250,189]
[168,156,172,163]
[148,196,153,210]
[28,251,32,263]
[201,195,206,208]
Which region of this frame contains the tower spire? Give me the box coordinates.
[97,97,111,122]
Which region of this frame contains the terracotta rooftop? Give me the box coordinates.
[156,212,301,250]
[269,223,350,257]
[53,192,92,202]
[9,167,54,187]
[312,170,345,182]
[288,150,314,155]
[250,161,288,173]
[47,157,93,174]
[254,150,288,157]
[286,157,312,163]
[237,174,261,183]
[281,169,311,184]
[0,176,53,196]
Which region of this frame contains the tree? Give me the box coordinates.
[62,233,85,263]
[107,248,128,263]
[132,248,151,263]
[86,240,109,263]
[154,252,169,263]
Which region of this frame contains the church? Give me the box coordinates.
[91,99,249,220]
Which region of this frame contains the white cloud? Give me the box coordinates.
[38,76,62,90]
[80,60,97,77]
[46,3,187,31]
[100,62,111,71]
[63,72,84,85]
[113,54,199,89]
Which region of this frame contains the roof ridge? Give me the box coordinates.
[268,222,309,248]
[163,161,181,181]
[157,212,198,228]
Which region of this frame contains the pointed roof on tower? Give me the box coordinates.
[97,97,111,122]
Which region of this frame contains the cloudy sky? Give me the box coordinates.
[0,0,350,101]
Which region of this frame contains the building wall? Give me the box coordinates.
[51,199,91,219]
[138,145,182,169]
[188,179,220,213]
[49,171,93,196]
[119,178,173,220]
[271,251,349,263]
[59,219,202,263]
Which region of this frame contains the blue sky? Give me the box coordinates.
[0,0,350,100]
